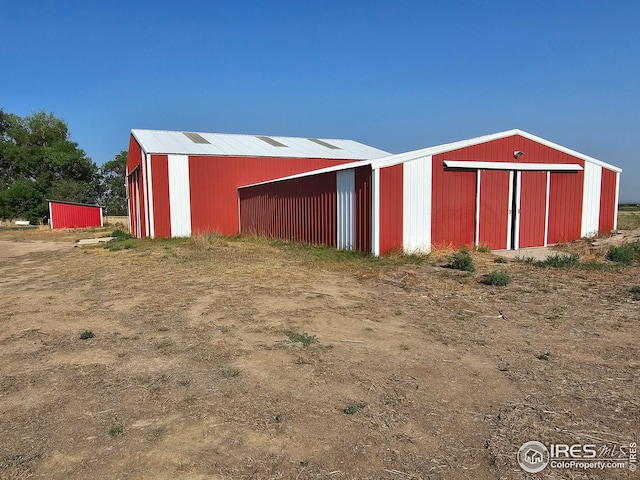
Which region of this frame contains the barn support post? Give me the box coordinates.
[371,168,381,256]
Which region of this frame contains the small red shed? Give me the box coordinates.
[239,129,621,254]
[48,200,104,230]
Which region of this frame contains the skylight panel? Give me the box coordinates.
[256,136,287,147]
[183,132,210,144]
[307,138,342,150]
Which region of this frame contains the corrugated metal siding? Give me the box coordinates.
[128,169,140,237]
[188,156,352,236]
[547,172,584,244]
[140,159,148,238]
[127,134,143,175]
[354,166,372,253]
[402,156,432,253]
[598,168,617,233]
[518,171,547,248]
[478,170,510,250]
[433,134,585,249]
[379,164,403,254]
[151,155,171,238]
[239,172,337,246]
[49,202,102,229]
[168,155,192,237]
[431,157,476,248]
[127,135,147,238]
[581,162,602,237]
[336,169,355,249]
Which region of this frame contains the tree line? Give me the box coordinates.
[0,108,127,223]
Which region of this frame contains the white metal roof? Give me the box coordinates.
[131,129,390,160]
[239,129,621,188]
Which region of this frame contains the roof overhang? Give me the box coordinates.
[443,161,583,171]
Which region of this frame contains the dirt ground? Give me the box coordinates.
[0,228,638,479]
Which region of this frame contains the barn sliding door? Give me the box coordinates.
[477,170,511,250]
[518,171,548,248]
[477,170,548,250]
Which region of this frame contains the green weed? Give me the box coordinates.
[538,253,580,268]
[344,401,367,415]
[606,245,636,265]
[481,271,511,286]
[631,285,640,301]
[445,248,475,272]
[80,330,94,340]
[109,229,133,241]
[516,253,580,268]
[286,331,318,348]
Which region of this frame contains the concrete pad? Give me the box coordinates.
[495,247,554,261]
[76,237,113,245]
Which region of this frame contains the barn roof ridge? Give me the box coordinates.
[133,128,359,143]
[130,129,391,160]
[238,129,621,189]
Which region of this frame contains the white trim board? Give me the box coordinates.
[444,161,583,171]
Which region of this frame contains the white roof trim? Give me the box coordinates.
[370,129,620,172]
[444,161,583,171]
[238,128,620,189]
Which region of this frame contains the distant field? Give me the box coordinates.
[618,204,640,230]
[103,215,128,227]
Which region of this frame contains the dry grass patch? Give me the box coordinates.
[0,229,638,479]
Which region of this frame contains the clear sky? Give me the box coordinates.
[2,0,638,201]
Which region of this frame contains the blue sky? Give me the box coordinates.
[2,0,639,201]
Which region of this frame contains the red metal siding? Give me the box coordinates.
[151,155,171,238]
[518,171,547,248]
[478,170,510,250]
[354,166,372,253]
[50,202,102,229]
[128,169,139,237]
[547,172,583,244]
[127,135,147,237]
[239,172,337,246]
[431,161,476,248]
[433,134,585,249]
[379,164,403,254]
[127,134,143,175]
[598,168,617,233]
[188,156,352,236]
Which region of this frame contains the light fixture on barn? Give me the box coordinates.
[514,150,525,159]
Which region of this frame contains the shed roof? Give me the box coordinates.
[239,129,621,188]
[131,129,390,160]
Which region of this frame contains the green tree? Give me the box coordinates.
[0,179,43,222]
[100,150,127,216]
[0,108,99,223]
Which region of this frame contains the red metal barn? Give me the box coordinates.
[126,130,389,238]
[48,201,103,229]
[239,130,621,255]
